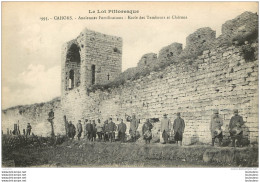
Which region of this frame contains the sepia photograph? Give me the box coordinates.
[1,1,259,170]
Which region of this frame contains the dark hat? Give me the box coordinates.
[163,113,167,116]
[213,109,219,114]
[233,109,238,113]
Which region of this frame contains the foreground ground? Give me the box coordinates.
[2,135,258,167]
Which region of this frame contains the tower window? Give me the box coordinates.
[66,44,80,63]
[91,65,96,85]
[69,70,74,89]
[113,47,118,52]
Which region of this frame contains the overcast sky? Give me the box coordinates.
[2,2,258,109]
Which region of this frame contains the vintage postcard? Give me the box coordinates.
[1,2,259,174]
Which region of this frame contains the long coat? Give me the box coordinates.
[127,118,139,132]
[142,122,153,135]
[77,123,82,133]
[210,115,223,137]
[160,118,171,132]
[229,115,244,130]
[107,122,117,132]
[173,117,185,134]
[118,122,127,133]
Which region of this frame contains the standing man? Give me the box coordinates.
[142,119,153,144]
[84,119,88,138]
[229,109,244,147]
[77,120,83,141]
[96,119,103,141]
[85,120,93,142]
[118,119,127,142]
[210,110,223,146]
[68,121,76,139]
[26,123,32,136]
[103,120,109,142]
[48,109,55,137]
[92,120,97,142]
[107,118,117,142]
[126,114,139,142]
[160,114,171,144]
[173,112,185,146]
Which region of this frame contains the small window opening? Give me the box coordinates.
[69,70,74,89]
[107,73,110,80]
[91,65,96,85]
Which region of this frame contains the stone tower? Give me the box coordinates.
[61,28,122,122]
[61,28,122,93]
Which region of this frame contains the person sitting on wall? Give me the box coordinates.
[85,119,93,142]
[92,120,97,142]
[173,112,185,146]
[107,118,117,142]
[26,123,32,136]
[77,120,83,141]
[68,121,76,139]
[229,109,244,147]
[96,119,103,141]
[142,119,153,144]
[160,114,171,144]
[48,109,54,120]
[126,114,139,142]
[210,110,223,146]
[118,119,127,142]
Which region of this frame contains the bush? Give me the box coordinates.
[242,44,256,62]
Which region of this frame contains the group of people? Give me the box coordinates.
[64,112,186,145]
[67,118,126,142]
[210,109,245,147]
[59,108,245,147]
[160,113,185,146]
[9,122,32,137]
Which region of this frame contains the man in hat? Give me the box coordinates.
[210,110,223,146]
[92,120,97,142]
[85,119,93,141]
[26,123,32,136]
[118,119,127,142]
[68,121,76,139]
[84,119,88,138]
[229,109,244,147]
[96,119,103,141]
[107,118,117,142]
[142,119,153,144]
[103,120,109,142]
[77,120,82,140]
[160,114,171,144]
[173,112,185,146]
[126,114,139,142]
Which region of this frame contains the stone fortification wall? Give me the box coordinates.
[62,42,258,144]
[158,43,183,63]
[2,98,64,137]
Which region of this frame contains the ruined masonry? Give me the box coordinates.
[2,12,259,145]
